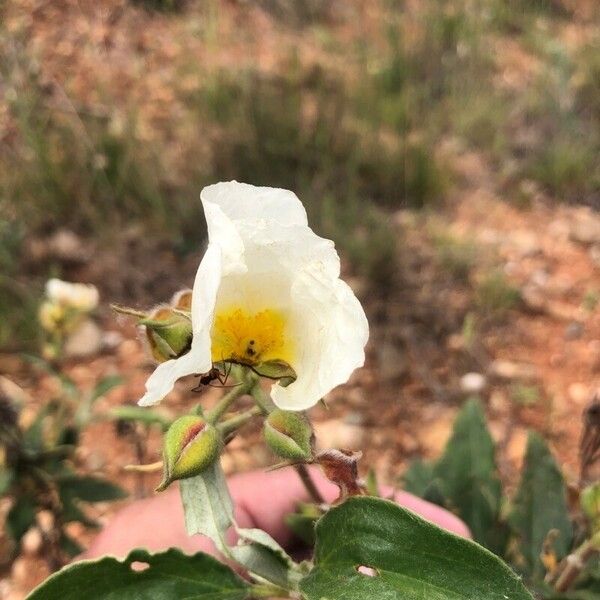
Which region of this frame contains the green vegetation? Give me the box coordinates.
[0,0,598,347]
[403,399,600,597]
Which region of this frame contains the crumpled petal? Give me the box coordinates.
[271,265,369,410]
[201,181,308,226]
[139,181,369,411]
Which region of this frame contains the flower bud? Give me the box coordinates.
[263,409,313,461]
[141,306,192,363]
[157,415,221,491]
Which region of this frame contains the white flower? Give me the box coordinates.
[139,181,369,411]
[45,279,99,312]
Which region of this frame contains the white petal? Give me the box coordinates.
[201,181,308,227]
[138,243,222,406]
[270,263,369,411]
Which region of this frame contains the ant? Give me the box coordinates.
[192,361,240,392]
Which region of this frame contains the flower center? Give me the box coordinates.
[210,308,293,366]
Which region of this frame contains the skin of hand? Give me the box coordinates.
[82,466,471,560]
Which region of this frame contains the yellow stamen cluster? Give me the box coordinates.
[211,308,293,366]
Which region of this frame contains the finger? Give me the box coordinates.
[230,466,471,544]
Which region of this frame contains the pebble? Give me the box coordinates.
[36,510,54,533]
[489,360,538,381]
[459,372,487,395]
[11,557,29,586]
[568,382,589,405]
[569,210,600,245]
[21,528,42,556]
[101,330,124,352]
[565,321,584,340]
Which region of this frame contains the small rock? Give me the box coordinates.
[21,528,42,555]
[530,269,550,287]
[47,229,90,262]
[569,210,600,245]
[565,321,584,340]
[11,557,29,586]
[101,330,124,352]
[459,372,487,395]
[36,510,54,533]
[86,450,106,471]
[568,382,589,405]
[509,230,541,258]
[521,285,545,312]
[64,319,103,358]
[489,360,538,381]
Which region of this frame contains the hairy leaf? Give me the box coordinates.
[300,496,533,600]
[432,398,505,553]
[510,432,573,578]
[26,548,250,599]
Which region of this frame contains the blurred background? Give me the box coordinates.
[1,0,599,596]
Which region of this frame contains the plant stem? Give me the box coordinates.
[207,381,252,424]
[218,406,262,436]
[555,532,600,592]
[294,463,325,505]
[250,379,276,415]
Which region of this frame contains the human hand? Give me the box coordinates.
[82,466,470,559]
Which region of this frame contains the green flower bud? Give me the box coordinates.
[141,306,192,363]
[264,409,313,461]
[157,416,221,491]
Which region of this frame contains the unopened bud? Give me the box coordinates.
[171,289,192,311]
[264,409,313,461]
[141,306,192,363]
[157,415,221,491]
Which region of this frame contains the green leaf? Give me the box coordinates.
[251,359,297,386]
[90,375,123,403]
[57,476,127,502]
[432,398,505,553]
[232,528,294,589]
[285,502,323,547]
[60,532,84,557]
[7,496,37,542]
[180,461,234,555]
[509,432,573,578]
[300,496,533,600]
[26,548,251,599]
[0,467,14,495]
[402,458,438,498]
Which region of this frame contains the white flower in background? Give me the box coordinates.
[45,278,99,312]
[139,181,369,411]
